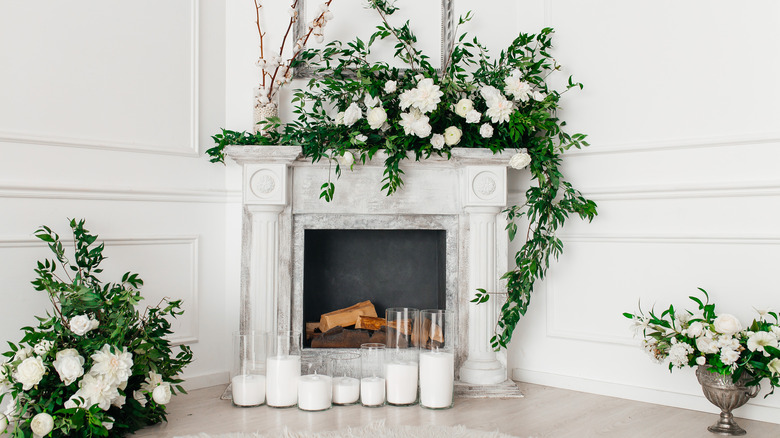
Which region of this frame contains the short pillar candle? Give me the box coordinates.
[231,331,267,407]
[360,343,386,407]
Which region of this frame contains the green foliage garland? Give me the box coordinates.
[208,1,597,349]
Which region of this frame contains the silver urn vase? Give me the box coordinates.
[696,366,760,436]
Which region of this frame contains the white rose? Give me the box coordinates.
[333,112,345,125]
[89,318,99,330]
[713,314,743,335]
[337,151,354,167]
[364,93,380,109]
[384,80,397,93]
[687,321,705,338]
[152,383,172,405]
[430,134,445,150]
[508,152,532,170]
[696,356,707,366]
[13,357,46,390]
[465,110,481,124]
[696,336,720,355]
[443,126,462,146]
[30,412,54,437]
[69,315,93,336]
[342,103,362,127]
[53,349,85,386]
[479,123,494,139]
[366,107,387,130]
[453,98,474,117]
[768,358,780,376]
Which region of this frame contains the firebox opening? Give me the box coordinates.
[303,229,446,347]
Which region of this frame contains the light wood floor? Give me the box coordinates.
[133,383,780,438]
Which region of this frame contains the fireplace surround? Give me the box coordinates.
[227,146,516,388]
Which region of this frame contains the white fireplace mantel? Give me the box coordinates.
[227,145,516,387]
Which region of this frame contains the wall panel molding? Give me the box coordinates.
[546,234,780,347]
[0,235,200,345]
[0,0,200,158]
[566,132,780,158]
[0,183,240,204]
[511,180,780,200]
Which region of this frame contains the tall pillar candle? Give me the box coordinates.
[266,355,300,407]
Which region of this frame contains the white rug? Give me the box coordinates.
[176,421,519,438]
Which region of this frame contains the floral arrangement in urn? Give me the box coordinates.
[624,288,780,390]
[0,220,193,437]
[209,0,597,349]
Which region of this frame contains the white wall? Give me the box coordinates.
[0,0,239,390]
[507,0,780,425]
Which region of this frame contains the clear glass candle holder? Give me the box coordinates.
[329,352,360,406]
[266,331,301,408]
[231,330,267,407]
[298,352,332,411]
[419,309,455,409]
[385,307,420,406]
[360,343,386,407]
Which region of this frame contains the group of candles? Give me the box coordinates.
[231,308,455,411]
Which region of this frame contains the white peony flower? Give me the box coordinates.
[479,85,503,108]
[343,103,362,127]
[68,373,119,411]
[443,126,462,146]
[713,314,743,335]
[337,151,355,167]
[747,331,778,355]
[354,134,367,143]
[668,342,693,368]
[409,78,443,114]
[696,356,707,366]
[430,134,445,150]
[141,371,164,393]
[465,110,481,124]
[366,107,387,130]
[13,356,46,390]
[453,99,474,117]
[53,349,85,386]
[399,110,431,138]
[719,347,740,366]
[333,112,345,125]
[686,321,705,338]
[33,340,53,356]
[508,152,532,170]
[769,358,780,376]
[384,80,397,93]
[504,74,532,102]
[111,394,126,408]
[30,412,54,437]
[133,390,148,407]
[90,344,133,387]
[531,91,546,101]
[696,336,720,354]
[479,123,494,139]
[485,96,514,124]
[69,315,94,336]
[399,89,416,110]
[152,382,172,405]
[364,93,380,109]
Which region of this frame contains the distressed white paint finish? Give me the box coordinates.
[227,146,512,386]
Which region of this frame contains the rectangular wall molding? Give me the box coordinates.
[566,132,780,158]
[0,235,200,345]
[0,0,199,157]
[0,182,241,204]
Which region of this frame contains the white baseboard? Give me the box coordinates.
[513,368,780,425]
[180,370,230,391]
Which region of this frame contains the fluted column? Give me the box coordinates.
[459,166,507,385]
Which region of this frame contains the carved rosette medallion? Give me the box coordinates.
[473,172,497,200]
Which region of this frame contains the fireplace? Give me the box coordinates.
[228,146,517,389]
[302,229,446,347]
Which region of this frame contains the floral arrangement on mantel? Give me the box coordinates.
[0,220,193,437]
[208,0,598,349]
[624,288,780,393]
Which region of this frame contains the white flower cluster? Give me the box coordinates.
[668,339,694,368]
[64,344,134,411]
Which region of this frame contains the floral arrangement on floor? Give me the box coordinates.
[208,0,597,349]
[0,220,193,437]
[624,288,780,394]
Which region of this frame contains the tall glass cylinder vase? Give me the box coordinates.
[419,309,455,409]
[231,331,267,407]
[266,331,301,408]
[360,343,386,407]
[329,352,360,406]
[385,307,420,406]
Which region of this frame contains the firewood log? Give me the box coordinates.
[355,316,387,331]
[319,300,378,332]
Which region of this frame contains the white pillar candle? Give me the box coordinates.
[297,374,332,411]
[360,376,386,406]
[331,376,360,405]
[385,361,418,405]
[231,374,266,406]
[419,351,454,408]
[266,355,301,407]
